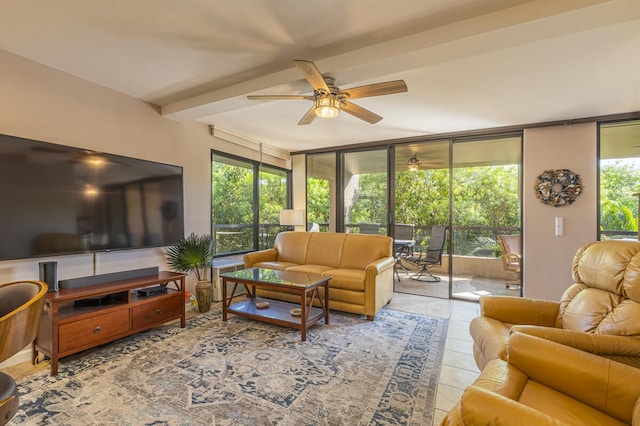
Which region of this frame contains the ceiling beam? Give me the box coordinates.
[160,0,622,122]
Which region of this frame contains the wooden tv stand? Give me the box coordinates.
[34,270,186,375]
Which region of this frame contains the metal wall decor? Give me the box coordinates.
[534,168,583,207]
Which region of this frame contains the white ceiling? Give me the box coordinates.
[1,0,639,153]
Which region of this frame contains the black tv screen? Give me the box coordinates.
[0,134,184,261]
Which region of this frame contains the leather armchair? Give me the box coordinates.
[0,280,47,425]
[470,240,640,370]
[442,332,640,426]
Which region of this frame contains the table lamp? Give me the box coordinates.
[279,209,304,230]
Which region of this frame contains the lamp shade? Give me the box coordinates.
[279,209,304,226]
[314,95,340,118]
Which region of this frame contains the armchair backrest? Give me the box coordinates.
[422,225,448,264]
[394,224,414,240]
[359,223,380,235]
[558,240,640,337]
[273,231,393,270]
[0,280,47,362]
[497,234,521,272]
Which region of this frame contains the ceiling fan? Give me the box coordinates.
[406,153,443,171]
[247,59,407,125]
[31,146,129,167]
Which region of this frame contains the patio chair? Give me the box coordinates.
[359,223,380,234]
[393,223,415,281]
[403,225,448,282]
[497,234,521,289]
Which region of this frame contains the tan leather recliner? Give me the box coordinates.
[441,332,640,426]
[470,240,640,370]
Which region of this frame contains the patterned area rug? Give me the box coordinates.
[12,307,448,425]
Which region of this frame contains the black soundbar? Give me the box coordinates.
[59,266,160,290]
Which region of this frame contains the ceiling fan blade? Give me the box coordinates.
[293,59,330,93]
[341,101,383,124]
[342,80,407,99]
[298,105,317,125]
[247,95,314,101]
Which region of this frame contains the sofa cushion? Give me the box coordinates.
[305,233,347,269]
[322,269,366,292]
[252,261,298,271]
[519,380,627,426]
[274,232,312,264]
[339,234,392,270]
[285,264,334,275]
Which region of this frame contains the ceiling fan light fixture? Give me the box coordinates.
[407,154,420,172]
[85,154,106,167]
[314,94,340,118]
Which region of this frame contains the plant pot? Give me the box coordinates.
[196,280,213,313]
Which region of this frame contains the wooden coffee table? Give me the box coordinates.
[220,268,330,341]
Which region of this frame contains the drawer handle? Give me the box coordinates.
[156,309,163,316]
[94,326,102,334]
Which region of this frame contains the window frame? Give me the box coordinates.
[211,150,291,256]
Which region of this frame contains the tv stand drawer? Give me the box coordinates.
[132,295,182,330]
[58,309,130,353]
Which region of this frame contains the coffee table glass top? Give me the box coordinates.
[221,267,329,288]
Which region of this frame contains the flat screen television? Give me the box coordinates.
[0,133,184,261]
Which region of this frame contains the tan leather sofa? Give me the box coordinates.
[470,240,640,370]
[441,332,640,426]
[242,231,394,320]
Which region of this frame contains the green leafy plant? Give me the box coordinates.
[165,233,213,281]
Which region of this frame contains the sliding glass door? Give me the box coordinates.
[302,134,522,301]
[451,135,522,300]
[394,142,450,298]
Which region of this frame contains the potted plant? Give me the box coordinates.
[165,233,214,313]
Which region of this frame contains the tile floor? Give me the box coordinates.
[394,268,520,301]
[385,292,481,426]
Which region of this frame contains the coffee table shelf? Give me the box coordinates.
[228,298,326,326]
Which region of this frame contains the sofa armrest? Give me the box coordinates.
[242,249,278,268]
[363,256,395,320]
[512,325,640,366]
[365,256,395,275]
[479,296,559,326]
[508,332,640,424]
[365,256,395,289]
[457,386,567,426]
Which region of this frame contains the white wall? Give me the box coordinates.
[522,123,598,300]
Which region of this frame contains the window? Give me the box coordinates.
[306,153,336,232]
[259,165,289,247]
[212,152,290,255]
[599,120,640,240]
